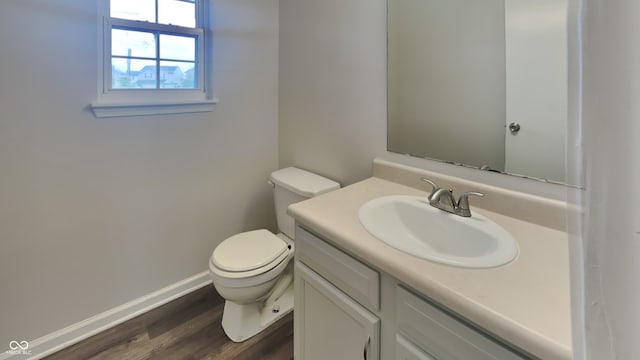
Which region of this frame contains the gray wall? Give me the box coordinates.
[278,0,387,186]
[0,0,279,344]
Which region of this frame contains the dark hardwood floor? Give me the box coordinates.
[44,286,293,360]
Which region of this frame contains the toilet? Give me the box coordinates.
[208,167,340,342]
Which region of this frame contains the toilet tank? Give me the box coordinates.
[269,167,340,239]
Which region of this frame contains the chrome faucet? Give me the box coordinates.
[429,188,458,213]
[421,178,484,217]
[456,191,485,217]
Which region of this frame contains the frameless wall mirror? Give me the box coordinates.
[387,0,571,185]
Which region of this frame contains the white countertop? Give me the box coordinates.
[288,177,572,360]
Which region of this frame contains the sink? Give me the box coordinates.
[358,195,519,268]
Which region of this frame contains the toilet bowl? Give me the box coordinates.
[209,231,293,304]
[209,231,295,342]
[208,167,340,342]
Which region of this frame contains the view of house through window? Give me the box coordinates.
[109,0,201,90]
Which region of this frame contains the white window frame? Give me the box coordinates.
[92,0,217,118]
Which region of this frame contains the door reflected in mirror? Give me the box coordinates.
[387,0,569,185]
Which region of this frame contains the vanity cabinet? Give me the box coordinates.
[294,226,531,360]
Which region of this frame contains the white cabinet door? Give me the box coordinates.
[295,261,380,360]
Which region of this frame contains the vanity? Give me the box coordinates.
[289,159,572,360]
[287,0,572,356]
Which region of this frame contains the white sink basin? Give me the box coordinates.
[358,195,519,268]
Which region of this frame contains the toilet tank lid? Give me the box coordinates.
[270,167,340,197]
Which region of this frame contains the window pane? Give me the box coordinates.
[160,34,195,61]
[110,0,155,22]
[112,58,157,89]
[159,61,196,89]
[112,29,157,59]
[158,0,196,28]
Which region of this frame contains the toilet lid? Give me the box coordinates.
[212,229,288,272]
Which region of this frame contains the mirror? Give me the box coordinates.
[387,0,569,185]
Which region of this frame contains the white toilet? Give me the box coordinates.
[208,167,339,342]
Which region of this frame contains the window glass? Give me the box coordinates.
[110,0,156,22]
[159,61,197,89]
[160,34,196,61]
[105,0,202,92]
[158,0,196,27]
[112,29,157,59]
[112,58,157,89]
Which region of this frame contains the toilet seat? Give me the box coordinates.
[209,231,294,287]
[213,229,288,273]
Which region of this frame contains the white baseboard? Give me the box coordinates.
[0,272,212,360]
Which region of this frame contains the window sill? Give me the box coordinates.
[91,99,218,118]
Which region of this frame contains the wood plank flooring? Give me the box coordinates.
[44,286,293,360]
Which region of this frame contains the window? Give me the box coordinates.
[93,0,216,117]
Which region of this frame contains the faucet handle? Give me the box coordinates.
[456,191,484,217]
[420,178,439,198]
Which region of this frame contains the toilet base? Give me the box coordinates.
[221,284,294,342]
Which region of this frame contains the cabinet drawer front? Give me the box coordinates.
[396,286,527,360]
[396,335,437,360]
[296,226,380,310]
